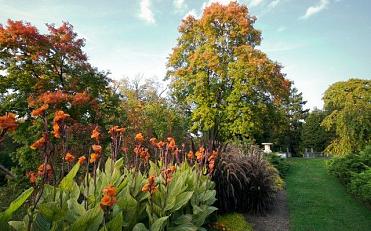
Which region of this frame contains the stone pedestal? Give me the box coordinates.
[262,143,273,154]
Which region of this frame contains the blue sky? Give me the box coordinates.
[0,0,370,109]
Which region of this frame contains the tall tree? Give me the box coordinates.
[300,108,332,152]
[0,20,121,170]
[167,2,290,147]
[322,79,370,155]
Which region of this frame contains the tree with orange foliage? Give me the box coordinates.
[167,2,291,147]
[0,20,122,171]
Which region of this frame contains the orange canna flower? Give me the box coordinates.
[149,137,157,146]
[89,153,100,163]
[92,144,102,154]
[53,122,61,138]
[26,171,37,183]
[109,126,125,136]
[196,151,203,161]
[53,110,70,123]
[31,104,49,117]
[157,141,165,149]
[135,132,144,143]
[102,184,117,197]
[100,194,117,207]
[91,126,100,142]
[142,175,157,194]
[78,156,86,165]
[187,151,194,160]
[0,113,17,131]
[37,163,53,177]
[64,152,75,163]
[30,136,46,150]
[167,137,176,150]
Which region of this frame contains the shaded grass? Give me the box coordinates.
[286,158,371,231]
[209,213,253,231]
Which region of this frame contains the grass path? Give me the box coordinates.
[286,158,371,231]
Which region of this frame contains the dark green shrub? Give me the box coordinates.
[266,153,290,178]
[327,145,371,185]
[349,168,371,204]
[212,147,278,214]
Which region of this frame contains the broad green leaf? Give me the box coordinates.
[150,216,169,231]
[70,206,103,231]
[59,163,80,192]
[0,187,33,222]
[100,212,123,231]
[133,223,148,231]
[171,191,193,212]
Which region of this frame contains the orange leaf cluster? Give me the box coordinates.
[31,104,49,117]
[71,92,91,105]
[0,112,17,131]
[100,184,117,208]
[39,90,68,105]
[142,175,157,194]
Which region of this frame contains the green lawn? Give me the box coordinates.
[286,158,371,231]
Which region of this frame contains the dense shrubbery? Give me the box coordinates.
[328,145,371,204]
[212,146,280,215]
[3,159,216,231]
[266,153,290,178]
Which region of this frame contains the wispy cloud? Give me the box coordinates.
[250,0,265,7]
[277,26,286,32]
[301,0,330,19]
[267,0,280,9]
[139,0,155,24]
[174,0,186,10]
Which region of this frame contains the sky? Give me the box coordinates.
[0,0,370,110]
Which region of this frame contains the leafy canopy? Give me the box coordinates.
[322,79,370,155]
[167,2,290,145]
